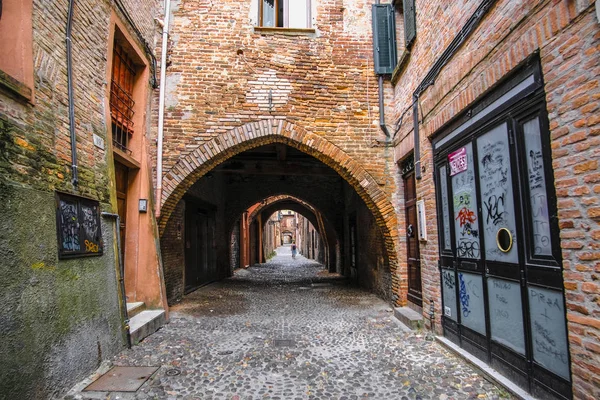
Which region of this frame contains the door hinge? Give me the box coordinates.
[520,270,526,286]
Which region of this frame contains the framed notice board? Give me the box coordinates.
[55,192,103,258]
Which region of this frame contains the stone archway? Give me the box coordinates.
[159,119,402,304]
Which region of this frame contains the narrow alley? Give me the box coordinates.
[2,1,599,399]
[66,246,511,400]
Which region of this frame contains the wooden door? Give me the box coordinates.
[114,162,128,260]
[404,169,422,306]
[185,208,211,292]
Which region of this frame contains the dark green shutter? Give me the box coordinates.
[372,4,397,75]
[403,0,416,47]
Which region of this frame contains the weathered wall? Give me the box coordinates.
[155,0,402,299]
[161,199,186,305]
[343,181,393,301]
[0,0,160,398]
[0,182,123,399]
[158,0,395,182]
[390,1,600,398]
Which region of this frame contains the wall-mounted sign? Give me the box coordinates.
[417,199,427,241]
[56,192,103,258]
[93,133,105,150]
[448,146,467,176]
[139,199,148,213]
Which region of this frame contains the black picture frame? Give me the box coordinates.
[55,192,104,258]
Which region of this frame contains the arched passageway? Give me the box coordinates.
[159,121,400,305]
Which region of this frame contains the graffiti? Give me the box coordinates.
[457,239,480,258]
[458,273,470,317]
[85,239,100,253]
[81,205,98,238]
[59,200,80,251]
[453,193,472,208]
[528,149,544,190]
[530,289,562,311]
[455,207,476,228]
[442,270,455,290]
[480,142,509,188]
[495,293,508,305]
[483,194,507,226]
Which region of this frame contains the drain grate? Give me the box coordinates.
[165,368,181,376]
[273,339,295,347]
[83,366,159,392]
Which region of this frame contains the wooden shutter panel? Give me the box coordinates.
[372,4,397,75]
[403,0,416,47]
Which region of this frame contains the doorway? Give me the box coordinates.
[403,157,422,307]
[114,161,128,261]
[184,203,216,293]
[434,62,570,399]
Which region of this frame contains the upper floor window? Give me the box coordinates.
[0,0,33,100]
[259,0,311,29]
[110,40,137,154]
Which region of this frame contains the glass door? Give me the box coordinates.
[436,108,571,399]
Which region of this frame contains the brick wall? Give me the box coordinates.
[390,1,600,398]
[154,0,402,296]
[161,199,186,304]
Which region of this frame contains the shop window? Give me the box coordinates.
[56,192,104,258]
[0,0,33,100]
[110,40,137,154]
[259,0,311,28]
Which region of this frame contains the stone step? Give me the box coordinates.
[126,301,145,318]
[394,306,423,330]
[129,310,166,345]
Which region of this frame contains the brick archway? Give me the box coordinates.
[159,119,401,304]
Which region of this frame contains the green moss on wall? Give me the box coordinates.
[0,182,124,399]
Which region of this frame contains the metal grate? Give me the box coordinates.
[110,43,136,154]
[83,366,158,392]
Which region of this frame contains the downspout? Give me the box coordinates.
[413,94,421,179]
[378,76,390,139]
[155,0,172,217]
[375,0,391,140]
[101,212,131,349]
[66,0,78,186]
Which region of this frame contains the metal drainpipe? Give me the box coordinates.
[413,94,421,179]
[378,76,390,139]
[155,0,172,217]
[66,0,78,187]
[101,212,131,349]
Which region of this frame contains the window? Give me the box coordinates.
[0,0,33,100]
[56,192,104,258]
[258,0,311,29]
[372,4,397,75]
[110,41,137,154]
[389,0,415,82]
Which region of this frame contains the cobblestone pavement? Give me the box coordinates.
[66,247,512,400]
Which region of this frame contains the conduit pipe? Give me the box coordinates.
[155,0,172,217]
[101,212,131,349]
[411,0,497,180]
[66,0,79,186]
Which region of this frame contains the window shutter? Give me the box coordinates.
[372,4,397,75]
[403,0,416,47]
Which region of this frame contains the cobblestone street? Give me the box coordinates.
[66,247,512,400]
